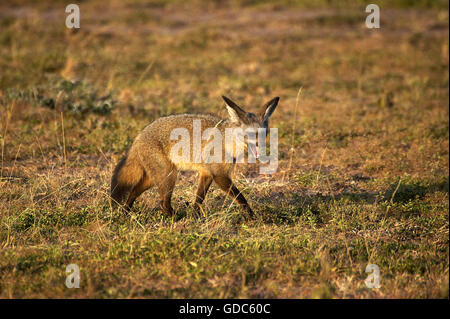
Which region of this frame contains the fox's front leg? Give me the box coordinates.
[213,175,254,217]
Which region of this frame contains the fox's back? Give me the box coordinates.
[139,113,223,145]
[133,113,229,172]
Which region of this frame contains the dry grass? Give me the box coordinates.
[0,0,448,298]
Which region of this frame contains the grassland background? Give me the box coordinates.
[0,0,448,298]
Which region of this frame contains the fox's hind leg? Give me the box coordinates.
[111,154,145,211]
[193,171,213,216]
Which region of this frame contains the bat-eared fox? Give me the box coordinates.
[110,95,279,217]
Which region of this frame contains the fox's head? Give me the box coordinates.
[222,95,279,159]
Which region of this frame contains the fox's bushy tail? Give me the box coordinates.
[110,150,144,208]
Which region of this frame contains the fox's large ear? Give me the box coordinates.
[222,96,247,123]
[261,97,279,123]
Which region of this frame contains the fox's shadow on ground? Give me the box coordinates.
[253,177,449,225]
